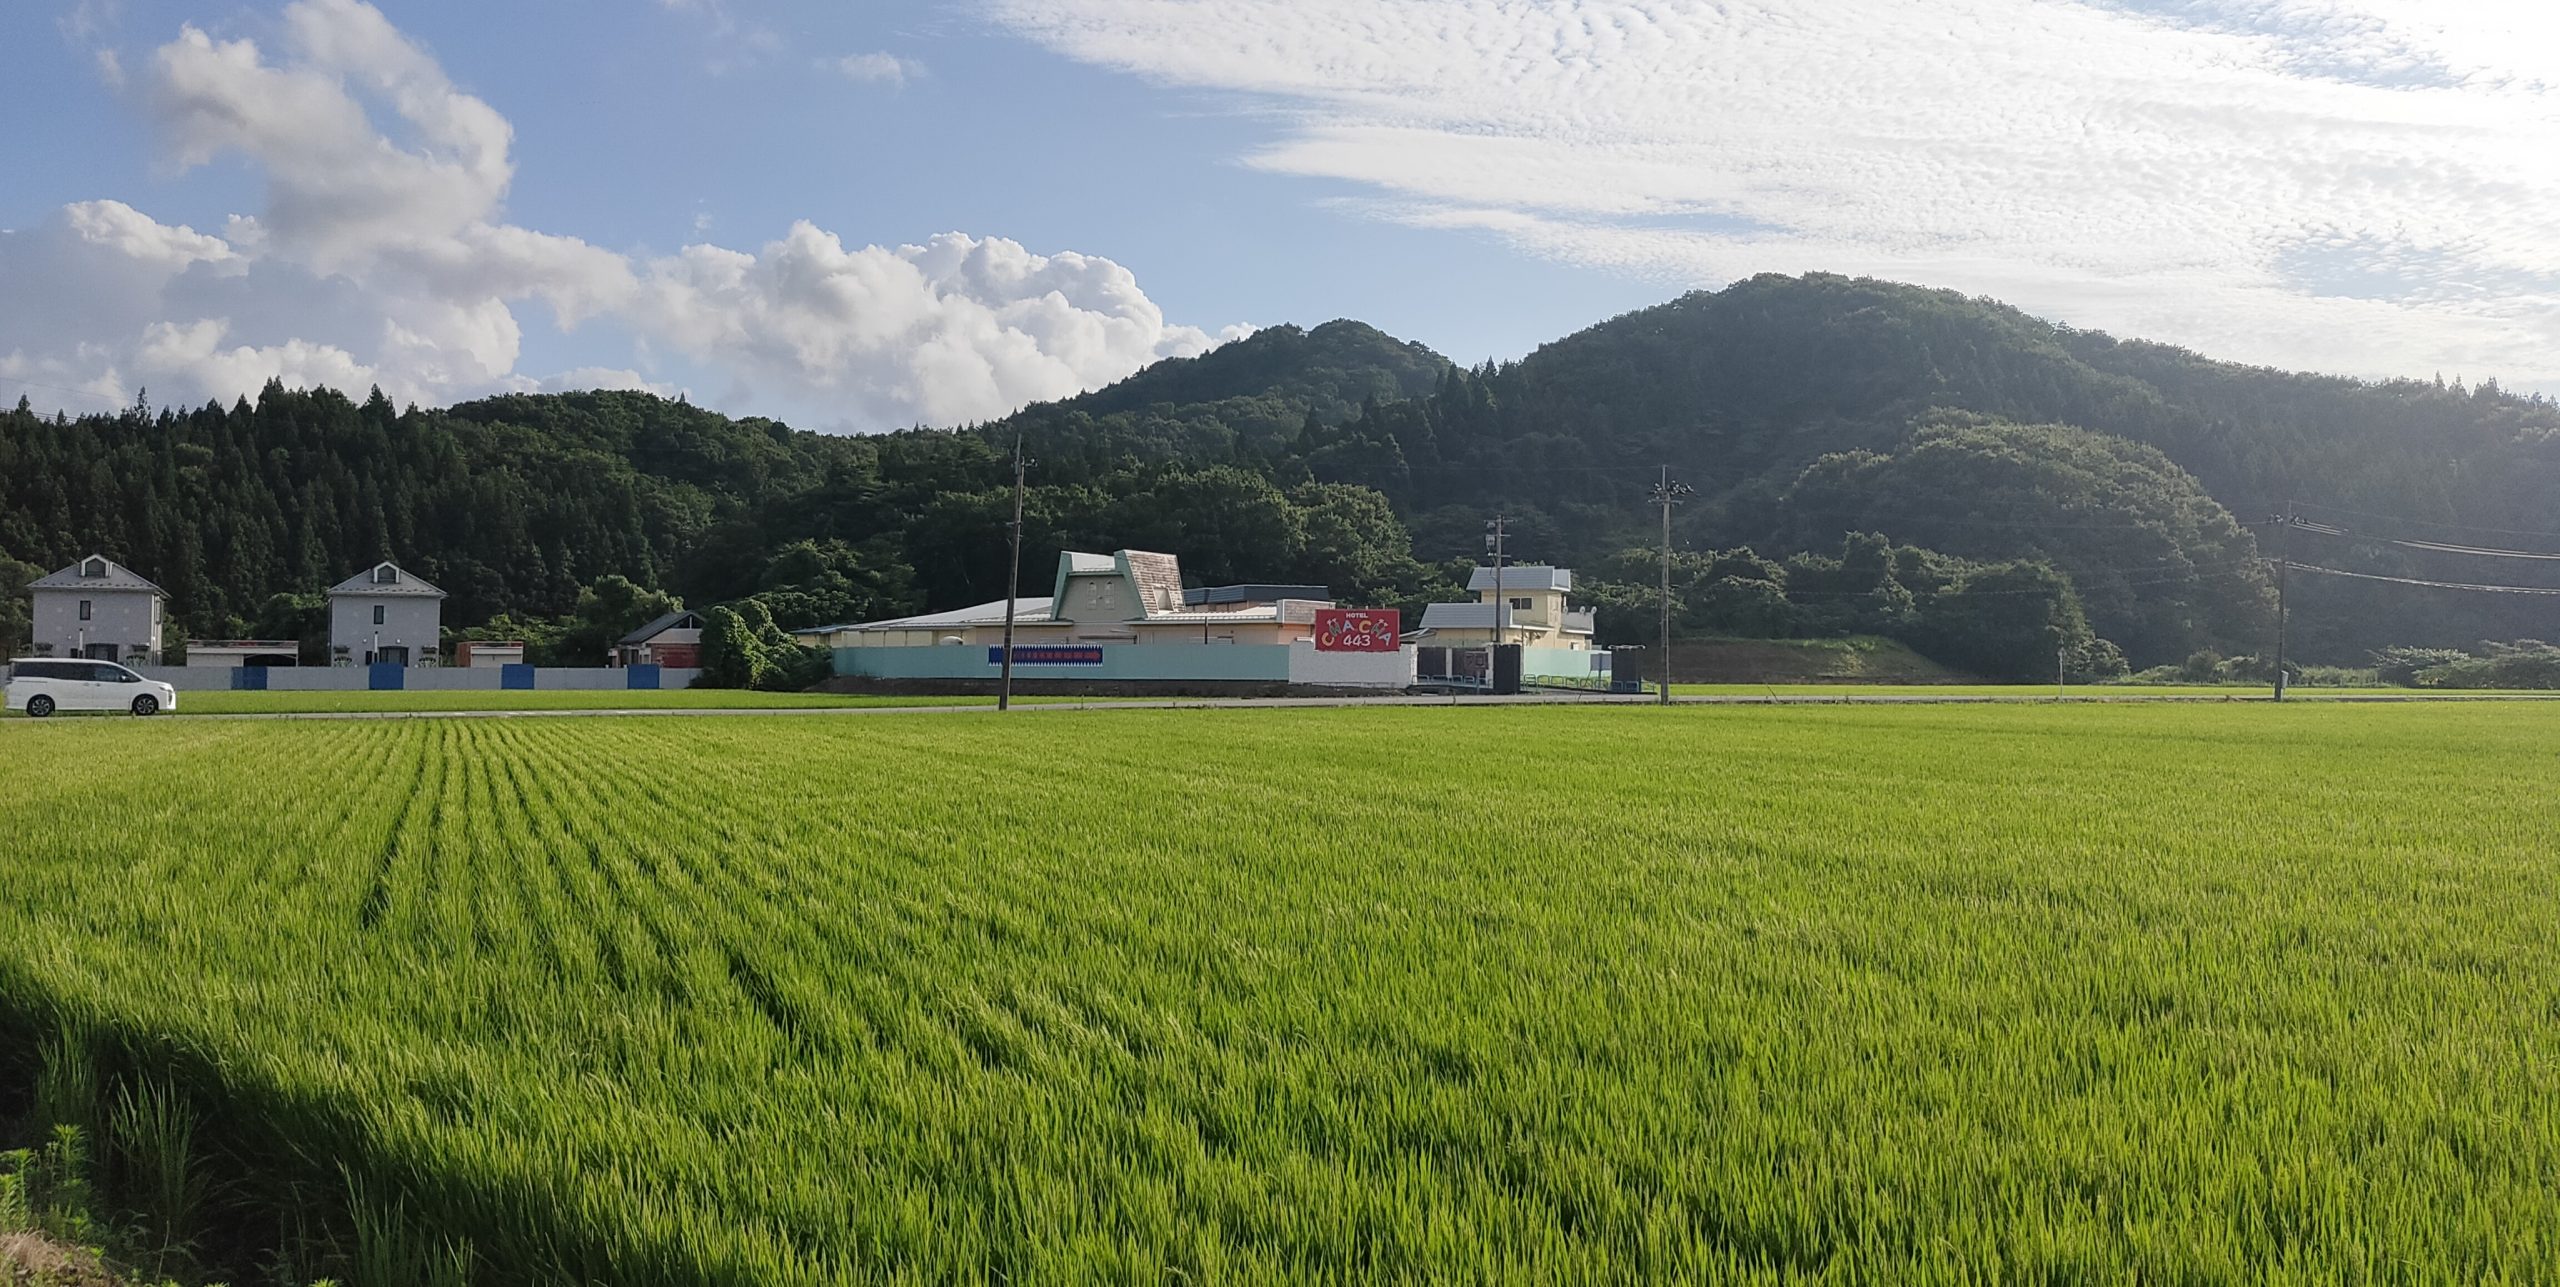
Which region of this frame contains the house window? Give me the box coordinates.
[81,557,106,578]
[375,565,400,585]
[1509,597,1532,610]
[373,605,386,626]
[78,600,92,621]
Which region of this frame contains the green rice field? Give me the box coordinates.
[4,704,2558,1282]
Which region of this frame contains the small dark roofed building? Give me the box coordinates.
[617,610,705,668]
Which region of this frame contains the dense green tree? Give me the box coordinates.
[1907,561,2096,681]
[748,537,919,631]
[555,575,685,667]
[696,606,769,690]
[0,553,39,654]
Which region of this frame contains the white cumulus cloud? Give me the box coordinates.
[637,224,1219,426]
[986,0,2560,387]
[1,0,1225,429]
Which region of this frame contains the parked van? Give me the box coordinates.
[5,658,179,717]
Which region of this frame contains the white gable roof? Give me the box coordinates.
[327,561,447,599]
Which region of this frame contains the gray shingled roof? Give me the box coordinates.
[620,610,703,645]
[1419,602,1594,632]
[326,562,447,598]
[1466,565,1571,593]
[28,555,165,596]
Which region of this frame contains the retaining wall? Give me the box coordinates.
[834,643,1416,690]
[131,666,700,692]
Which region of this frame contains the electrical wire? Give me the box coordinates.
[2296,499,2560,544]
[2289,517,2560,562]
[2290,564,2560,596]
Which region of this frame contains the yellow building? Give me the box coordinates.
[1417,566,1596,649]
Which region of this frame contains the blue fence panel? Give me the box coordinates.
[367,662,407,691]
[234,666,269,691]
[501,664,537,691]
[626,664,663,690]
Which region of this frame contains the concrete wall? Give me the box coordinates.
[329,594,442,663]
[129,666,701,692]
[838,643,1296,683]
[1285,642,1416,689]
[32,588,162,661]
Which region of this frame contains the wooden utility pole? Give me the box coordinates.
[1650,468,1692,705]
[2273,499,2292,702]
[999,440,1027,711]
[1485,515,1509,649]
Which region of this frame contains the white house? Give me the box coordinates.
[327,561,446,666]
[27,554,167,663]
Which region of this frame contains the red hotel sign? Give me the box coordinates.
[1314,608,1400,652]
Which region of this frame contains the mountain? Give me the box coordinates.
[1059,320,1449,424]
[1295,274,2560,663]
[6,276,2557,670]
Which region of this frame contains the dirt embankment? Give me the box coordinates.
[3,1231,122,1286]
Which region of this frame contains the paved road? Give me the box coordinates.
[143,689,2560,721]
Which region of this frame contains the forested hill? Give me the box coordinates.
[5,275,2557,669]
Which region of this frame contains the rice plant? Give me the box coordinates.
[4,704,2559,1283]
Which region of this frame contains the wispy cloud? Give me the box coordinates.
[659,0,785,73]
[829,51,924,88]
[986,0,2560,385]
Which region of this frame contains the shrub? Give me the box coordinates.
[2416,643,2560,690]
[2373,646,2471,687]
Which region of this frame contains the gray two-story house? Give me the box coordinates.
[27,554,167,663]
[327,561,446,666]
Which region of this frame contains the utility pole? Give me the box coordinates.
[1484,515,1509,650]
[2272,499,2292,702]
[998,439,1028,711]
[1650,468,1693,705]
[2058,642,2068,702]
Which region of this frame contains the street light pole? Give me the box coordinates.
[1650,468,1693,705]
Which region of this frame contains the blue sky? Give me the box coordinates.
[4,0,2556,429]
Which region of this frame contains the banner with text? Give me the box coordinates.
[1313,609,1401,653]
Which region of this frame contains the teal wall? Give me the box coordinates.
[837,644,1293,682]
[1523,647,1608,679]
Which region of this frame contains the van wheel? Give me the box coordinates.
[131,695,159,717]
[26,695,55,718]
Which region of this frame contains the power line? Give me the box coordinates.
[2291,564,2560,596]
[2375,536,2560,562]
[2289,516,2560,562]
[2296,499,2560,544]
[1775,563,2261,601]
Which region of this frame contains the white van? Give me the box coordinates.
[5,659,180,717]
